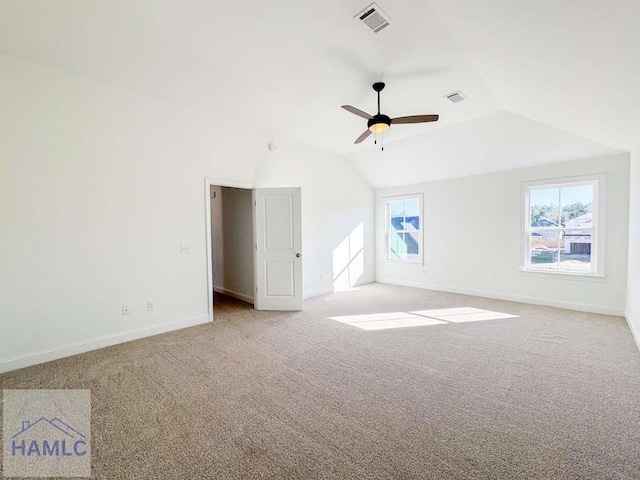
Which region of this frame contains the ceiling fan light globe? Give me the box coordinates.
[369,122,390,134]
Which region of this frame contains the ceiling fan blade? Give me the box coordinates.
[354,129,372,144]
[391,114,439,124]
[342,105,373,120]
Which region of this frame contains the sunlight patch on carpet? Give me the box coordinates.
[410,307,519,323]
[329,308,518,330]
[328,312,446,330]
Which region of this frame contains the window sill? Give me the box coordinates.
[383,259,423,266]
[519,268,606,282]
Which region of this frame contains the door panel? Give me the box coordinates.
[265,262,295,296]
[254,188,303,310]
[265,195,294,249]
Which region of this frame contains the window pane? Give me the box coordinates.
[560,230,592,273]
[388,232,406,260]
[530,188,560,227]
[529,230,559,270]
[403,199,420,230]
[405,231,419,256]
[387,197,421,262]
[560,185,594,227]
[388,201,404,232]
[388,232,422,261]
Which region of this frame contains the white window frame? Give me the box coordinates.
[384,194,423,264]
[521,174,606,278]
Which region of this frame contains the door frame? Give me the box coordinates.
[204,177,254,322]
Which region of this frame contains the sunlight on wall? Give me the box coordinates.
[332,223,365,291]
[329,307,519,331]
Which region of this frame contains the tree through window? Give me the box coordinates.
[525,180,600,274]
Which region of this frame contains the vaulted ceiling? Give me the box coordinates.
[1,0,637,185]
[348,111,620,188]
[428,0,640,152]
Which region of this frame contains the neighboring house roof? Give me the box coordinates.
[565,212,593,228]
[391,216,419,231]
[532,219,560,228]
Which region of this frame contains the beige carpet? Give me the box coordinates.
[2,283,640,479]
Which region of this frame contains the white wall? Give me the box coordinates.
[0,54,374,372]
[376,155,630,315]
[254,141,375,299]
[627,147,640,347]
[210,187,254,303]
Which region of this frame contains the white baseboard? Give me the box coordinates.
[0,314,210,374]
[304,287,335,300]
[216,284,337,303]
[377,277,626,317]
[303,278,376,300]
[354,277,376,288]
[214,286,254,304]
[626,310,640,352]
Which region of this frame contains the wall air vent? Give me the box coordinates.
[445,91,467,103]
[354,3,394,34]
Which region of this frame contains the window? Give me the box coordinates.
[385,195,422,263]
[523,177,602,275]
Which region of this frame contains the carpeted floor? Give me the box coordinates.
[2,283,640,479]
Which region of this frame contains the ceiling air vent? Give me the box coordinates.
[354,3,394,34]
[445,91,467,103]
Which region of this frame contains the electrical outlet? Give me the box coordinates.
[147,300,155,312]
[180,244,191,254]
[122,305,130,316]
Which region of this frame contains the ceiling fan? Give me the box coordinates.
[342,82,439,149]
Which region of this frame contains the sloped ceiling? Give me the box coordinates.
[426,0,640,152]
[0,0,637,184]
[348,111,620,188]
[0,0,501,154]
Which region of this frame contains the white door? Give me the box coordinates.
[253,188,303,310]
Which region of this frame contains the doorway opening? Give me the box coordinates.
[204,178,255,321]
[204,178,304,321]
[209,184,255,310]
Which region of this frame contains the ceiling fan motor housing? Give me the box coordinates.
[368,114,391,133]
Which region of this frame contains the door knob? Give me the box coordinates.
[296,253,302,258]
